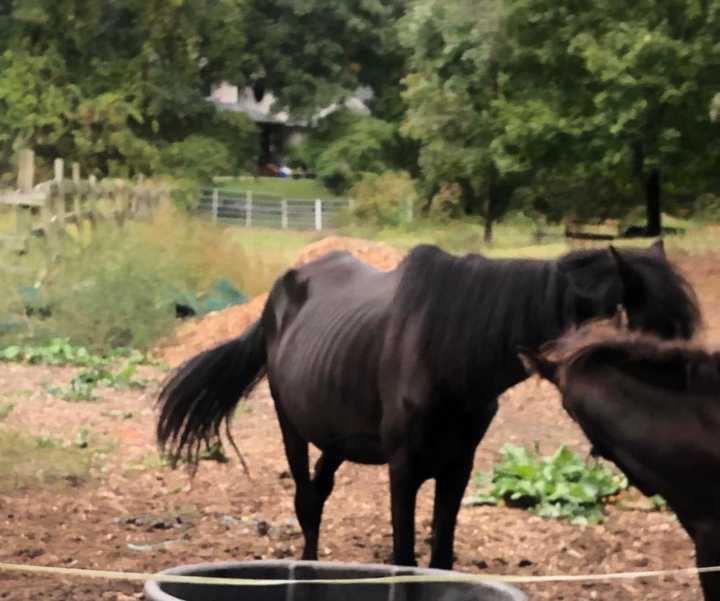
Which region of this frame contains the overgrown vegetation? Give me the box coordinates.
[349,171,418,226]
[466,444,628,525]
[0,208,282,353]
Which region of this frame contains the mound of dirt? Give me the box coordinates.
[158,236,405,366]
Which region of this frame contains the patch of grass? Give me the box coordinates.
[0,429,93,491]
[339,214,720,259]
[217,176,337,200]
[465,444,628,525]
[0,403,14,420]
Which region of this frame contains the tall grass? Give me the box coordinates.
[0,208,288,352]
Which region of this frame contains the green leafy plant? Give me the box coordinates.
[466,444,628,525]
[47,363,148,402]
[0,338,102,366]
[2,338,152,401]
[0,338,155,367]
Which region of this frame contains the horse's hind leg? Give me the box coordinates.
[276,408,342,560]
[692,520,720,601]
[302,451,343,559]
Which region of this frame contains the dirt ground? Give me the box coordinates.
[0,243,718,601]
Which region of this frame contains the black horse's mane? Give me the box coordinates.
[392,245,569,395]
[392,244,700,397]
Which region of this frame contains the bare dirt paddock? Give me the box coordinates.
[0,248,718,601]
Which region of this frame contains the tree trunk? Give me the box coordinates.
[485,162,499,244]
[645,168,661,236]
[457,177,478,214]
[483,212,494,244]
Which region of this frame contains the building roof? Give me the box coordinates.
[208,82,371,126]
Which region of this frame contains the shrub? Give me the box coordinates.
[315,117,396,194]
[429,182,463,220]
[466,444,628,525]
[160,135,233,183]
[203,111,259,174]
[693,193,720,223]
[349,171,418,227]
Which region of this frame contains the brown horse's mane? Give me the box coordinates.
[544,322,720,393]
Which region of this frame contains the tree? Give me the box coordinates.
[241,0,408,118]
[401,0,513,241]
[0,49,74,176]
[495,0,720,235]
[0,0,413,179]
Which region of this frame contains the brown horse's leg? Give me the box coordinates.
[694,521,720,601]
[389,450,423,566]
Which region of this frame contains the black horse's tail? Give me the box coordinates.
[157,320,267,468]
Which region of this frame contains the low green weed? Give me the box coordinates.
[47,363,149,402]
[1,338,153,402]
[466,444,628,525]
[0,338,153,368]
[0,402,14,420]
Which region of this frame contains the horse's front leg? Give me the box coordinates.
[429,450,476,569]
[430,400,497,569]
[389,450,423,566]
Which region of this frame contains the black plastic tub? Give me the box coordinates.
[144,560,527,601]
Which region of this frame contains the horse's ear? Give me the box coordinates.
[649,238,666,259]
[518,348,560,385]
[609,245,645,307]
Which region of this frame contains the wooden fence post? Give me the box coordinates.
[245,190,253,228]
[54,158,64,182]
[53,158,66,231]
[87,174,98,231]
[15,149,35,250]
[114,181,126,226]
[211,188,219,223]
[71,163,82,235]
[314,199,323,231]
[281,199,288,229]
[17,149,34,193]
[406,197,414,223]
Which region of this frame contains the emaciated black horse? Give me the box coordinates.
[157,240,699,569]
[522,329,719,601]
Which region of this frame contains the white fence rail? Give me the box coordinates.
[197,188,349,231]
